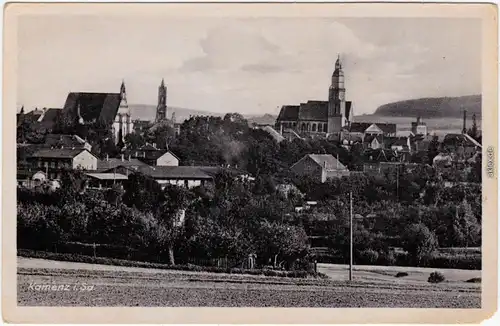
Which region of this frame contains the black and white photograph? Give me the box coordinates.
[2,2,498,324]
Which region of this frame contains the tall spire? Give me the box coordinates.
[120,79,127,103]
[335,54,341,70]
[161,78,165,87]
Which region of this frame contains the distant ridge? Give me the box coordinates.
[129,104,225,122]
[374,95,481,118]
[129,104,278,125]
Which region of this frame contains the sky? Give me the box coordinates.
[17,15,481,116]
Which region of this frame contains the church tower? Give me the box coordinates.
[327,55,346,134]
[156,79,167,122]
[114,80,133,144]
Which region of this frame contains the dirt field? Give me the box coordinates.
[17,258,481,308]
[317,263,482,284]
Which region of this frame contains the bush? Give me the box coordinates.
[466,277,481,283]
[358,249,379,265]
[428,271,446,283]
[395,272,409,278]
[17,249,323,279]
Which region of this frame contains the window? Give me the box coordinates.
[312,124,317,132]
[51,161,56,168]
[318,124,323,132]
[324,123,328,132]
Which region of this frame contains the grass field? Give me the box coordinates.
[17,257,481,308]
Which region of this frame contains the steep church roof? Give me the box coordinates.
[298,101,328,121]
[277,105,300,121]
[62,92,122,124]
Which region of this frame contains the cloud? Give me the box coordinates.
[180,25,282,73]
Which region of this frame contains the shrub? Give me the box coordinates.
[395,272,409,278]
[17,249,322,279]
[428,271,446,283]
[378,250,396,266]
[358,249,379,265]
[466,277,481,283]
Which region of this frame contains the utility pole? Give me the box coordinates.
[396,167,399,201]
[349,191,353,281]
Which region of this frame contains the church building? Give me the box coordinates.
[275,55,353,138]
[61,81,134,144]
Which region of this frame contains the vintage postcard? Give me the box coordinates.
[2,1,498,324]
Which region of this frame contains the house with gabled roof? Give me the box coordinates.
[26,148,98,179]
[125,144,181,166]
[291,154,350,183]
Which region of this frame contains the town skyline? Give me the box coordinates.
[18,16,481,115]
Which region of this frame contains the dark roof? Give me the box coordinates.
[17,169,46,179]
[30,148,92,159]
[136,166,215,180]
[44,134,88,148]
[277,105,300,121]
[135,165,248,180]
[298,101,328,121]
[97,157,147,171]
[125,148,180,162]
[363,148,398,162]
[345,101,352,118]
[349,122,397,134]
[385,137,408,147]
[375,123,397,134]
[443,133,476,147]
[38,108,62,129]
[62,92,121,124]
[364,134,383,143]
[86,172,128,180]
[17,109,44,126]
[349,122,372,133]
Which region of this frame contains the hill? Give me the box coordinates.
[129,104,225,122]
[374,95,481,118]
[129,104,277,125]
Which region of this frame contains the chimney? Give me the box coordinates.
[462,109,467,134]
[417,116,421,124]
